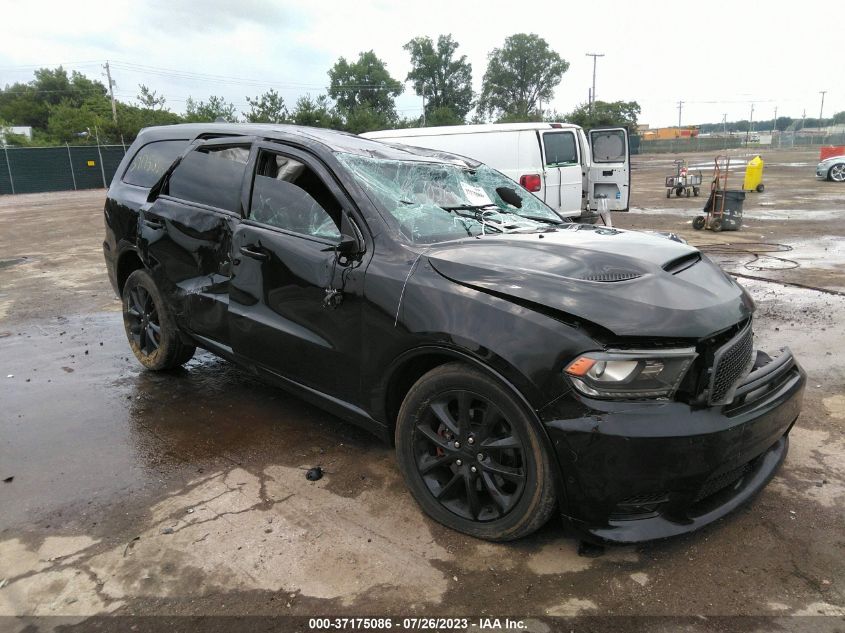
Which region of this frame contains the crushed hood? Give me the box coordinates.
[425,226,754,339]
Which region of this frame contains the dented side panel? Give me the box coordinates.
[138,196,237,346]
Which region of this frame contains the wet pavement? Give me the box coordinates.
[1,158,844,628]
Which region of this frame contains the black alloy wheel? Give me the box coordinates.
[121,269,195,370]
[396,363,556,541]
[125,284,160,356]
[413,390,527,522]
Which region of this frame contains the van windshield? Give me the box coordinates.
[337,153,564,244]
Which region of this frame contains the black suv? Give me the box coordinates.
[104,124,805,542]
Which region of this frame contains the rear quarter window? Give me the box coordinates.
[167,146,249,213]
[122,140,188,187]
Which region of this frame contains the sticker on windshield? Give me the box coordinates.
[460,182,494,206]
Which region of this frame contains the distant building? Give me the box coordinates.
[0,125,33,145]
[641,126,700,141]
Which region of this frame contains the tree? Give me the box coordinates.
[328,51,403,125]
[834,111,845,125]
[136,84,167,110]
[244,89,288,123]
[404,35,473,123]
[289,94,343,129]
[565,100,641,130]
[184,95,237,122]
[478,34,569,121]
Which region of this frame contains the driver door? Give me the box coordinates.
[229,144,367,405]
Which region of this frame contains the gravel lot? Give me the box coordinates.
[0,146,843,631]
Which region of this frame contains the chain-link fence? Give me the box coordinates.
[639,132,845,155]
[0,145,126,195]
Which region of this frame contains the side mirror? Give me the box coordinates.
[336,235,359,256]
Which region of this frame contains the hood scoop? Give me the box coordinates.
[578,269,642,282]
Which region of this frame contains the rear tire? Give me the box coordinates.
[122,269,195,371]
[395,362,556,541]
[692,215,706,230]
[711,218,723,232]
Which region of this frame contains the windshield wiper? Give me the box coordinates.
[440,204,499,212]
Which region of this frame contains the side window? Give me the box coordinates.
[249,151,342,241]
[591,130,627,162]
[167,145,250,213]
[543,132,577,167]
[123,140,188,187]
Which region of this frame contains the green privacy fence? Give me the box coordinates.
[0,145,127,195]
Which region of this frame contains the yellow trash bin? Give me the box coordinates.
[743,155,764,192]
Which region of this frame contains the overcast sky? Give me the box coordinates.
[0,0,839,128]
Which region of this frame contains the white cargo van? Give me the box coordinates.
[361,123,630,221]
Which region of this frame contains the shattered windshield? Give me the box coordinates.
[336,153,565,244]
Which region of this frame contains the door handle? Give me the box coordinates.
[239,245,268,261]
[142,218,164,229]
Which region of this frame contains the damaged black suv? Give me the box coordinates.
[104,124,805,542]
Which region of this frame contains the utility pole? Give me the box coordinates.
[585,53,604,112]
[819,90,827,129]
[801,109,806,130]
[677,100,684,129]
[722,113,728,150]
[773,106,777,133]
[745,103,754,145]
[421,83,426,127]
[103,61,118,126]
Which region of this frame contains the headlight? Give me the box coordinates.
[564,348,697,399]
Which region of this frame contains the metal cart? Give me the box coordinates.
[693,155,746,232]
[665,159,703,198]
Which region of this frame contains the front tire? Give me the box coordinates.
[395,363,556,541]
[829,164,845,182]
[122,269,195,370]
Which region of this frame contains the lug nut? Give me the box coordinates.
[470,466,477,473]
[454,441,461,448]
[468,437,474,445]
[477,453,484,461]
[456,459,462,466]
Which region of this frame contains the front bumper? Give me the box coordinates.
[541,347,805,543]
[816,164,828,179]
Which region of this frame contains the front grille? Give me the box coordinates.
[694,462,752,503]
[708,323,754,404]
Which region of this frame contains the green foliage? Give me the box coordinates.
[478,34,568,121]
[404,35,473,123]
[565,100,640,130]
[289,94,343,129]
[832,111,845,125]
[136,84,167,110]
[244,89,288,123]
[328,51,403,127]
[184,95,238,122]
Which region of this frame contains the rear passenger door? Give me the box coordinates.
[138,138,251,348]
[540,130,581,215]
[229,144,366,404]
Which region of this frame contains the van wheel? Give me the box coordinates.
[395,363,556,541]
[122,270,195,370]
